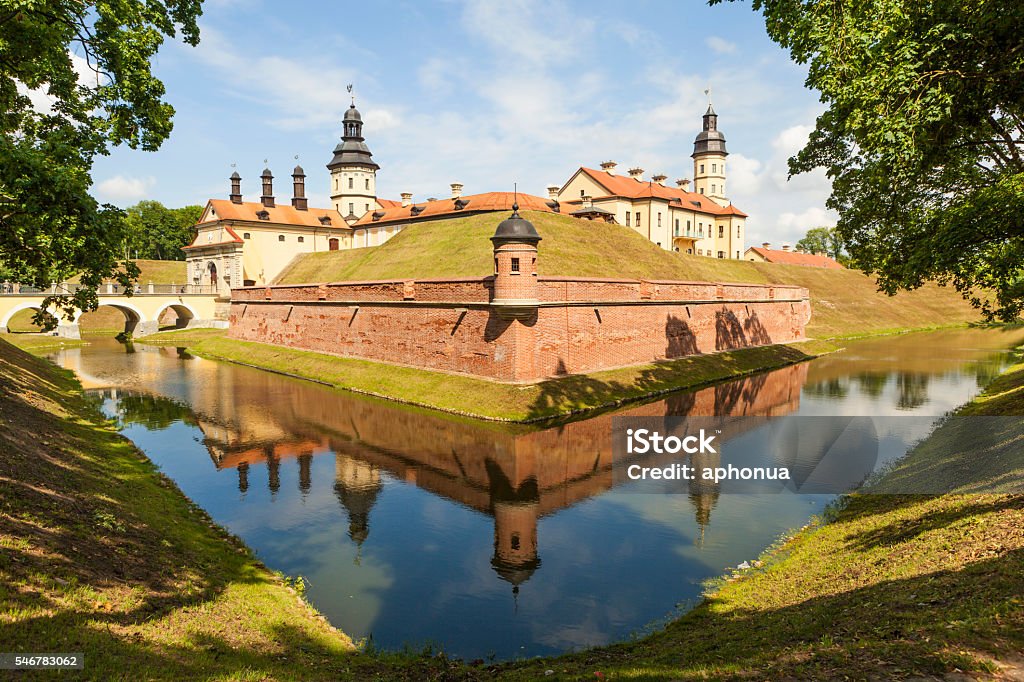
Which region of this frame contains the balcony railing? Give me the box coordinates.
[0,282,218,296]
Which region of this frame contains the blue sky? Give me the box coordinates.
[90,0,837,248]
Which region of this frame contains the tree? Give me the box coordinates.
[124,201,202,261]
[796,226,838,258]
[0,1,203,327]
[726,0,1024,320]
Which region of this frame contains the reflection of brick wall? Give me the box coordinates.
[229,277,811,382]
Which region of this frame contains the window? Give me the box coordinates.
[243,232,251,239]
[697,249,703,256]
[736,226,741,238]
[687,219,691,234]
[625,212,631,226]
[718,251,725,259]
[736,250,740,258]
[278,235,285,242]
[580,189,585,197]
[699,223,704,237]
[334,178,338,190]
[365,178,370,190]
[711,184,716,194]
[348,202,354,214]
[329,238,339,251]
[712,163,717,173]
[511,534,520,550]
[635,211,641,226]
[657,213,662,228]
[719,225,724,238]
[674,218,679,235]
[348,177,353,189]
[297,236,304,243]
[511,257,520,273]
[700,164,705,173]
[365,203,370,213]
[494,258,498,273]
[699,188,704,194]
[657,242,661,247]
[686,248,693,254]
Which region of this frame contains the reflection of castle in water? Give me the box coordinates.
[90,345,807,592]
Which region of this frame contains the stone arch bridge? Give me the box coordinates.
[0,286,226,339]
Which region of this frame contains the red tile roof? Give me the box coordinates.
[377,198,403,209]
[746,247,845,269]
[577,167,748,218]
[201,199,348,229]
[352,191,557,227]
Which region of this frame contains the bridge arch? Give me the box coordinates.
[73,302,148,335]
[154,302,196,330]
[1,303,48,331]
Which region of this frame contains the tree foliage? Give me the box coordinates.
[727,0,1024,320]
[0,1,203,327]
[124,200,201,261]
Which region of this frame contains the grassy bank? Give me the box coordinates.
[0,336,466,681]
[275,211,980,339]
[139,328,836,422]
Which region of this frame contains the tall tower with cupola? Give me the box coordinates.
[328,94,380,225]
[692,102,729,207]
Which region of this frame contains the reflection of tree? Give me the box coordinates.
[896,373,930,410]
[688,449,720,547]
[116,393,196,430]
[803,378,849,399]
[968,357,1005,388]
[855,373,888,398]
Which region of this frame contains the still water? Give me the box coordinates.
[49,327,1024,660]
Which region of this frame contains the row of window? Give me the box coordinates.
[697,163,723,174]
[334,176,372,191]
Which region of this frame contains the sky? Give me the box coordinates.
[89,0,838,249]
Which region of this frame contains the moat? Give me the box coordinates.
[49,327,1024,660]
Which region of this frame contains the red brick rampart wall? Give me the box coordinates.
[229,276,811,382]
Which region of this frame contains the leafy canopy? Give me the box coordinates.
[123,200,201,261]
[724,0,1024,320]
[0,0,203,326]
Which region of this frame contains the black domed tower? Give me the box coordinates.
[692,103,729,205]
[328,98,380,224]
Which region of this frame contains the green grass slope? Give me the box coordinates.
[276,211,979,339]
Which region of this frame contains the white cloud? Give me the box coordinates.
[777,206,836,232]
[187,26,393,132]
[96,175,156,203]
[706,36,737,55]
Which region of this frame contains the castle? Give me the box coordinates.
[184,100,748,295]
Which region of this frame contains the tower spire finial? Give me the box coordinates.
[704,86,711,105]
[347,83,354,106]
[512,182,519,214]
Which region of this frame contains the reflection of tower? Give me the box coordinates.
[266,448,280,497]
[298,453,312,496]
[485,459,541,602]
[333,453,382,553]
[237,462,249,495]
[688,449,721,547]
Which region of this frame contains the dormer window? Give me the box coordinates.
[256,210,270,220]
[410,205,425,216]
[371,211,385,222]
[318,216,332,226]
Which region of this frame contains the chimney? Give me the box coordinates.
[600,160,617,175]
[628,167,644,180]
[450,182,463,199]
[762,242,771,249]
[260,167,274,208]
[675,178,690,191]
[651,173,667,186]
[547,185,560,200]
[291,165,307,211]
[582,195,593,208]
[229,172,242,204]
[401,192,413,208]
[782,243,791,251]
